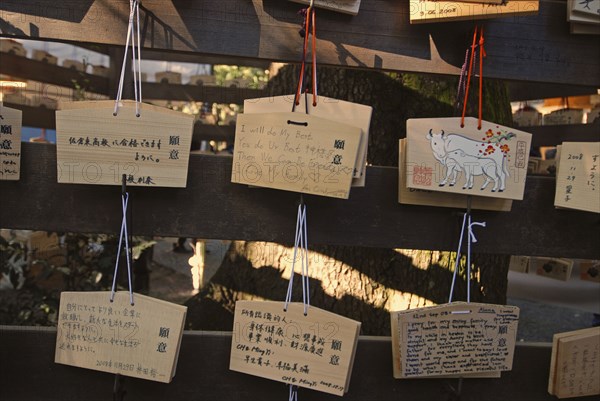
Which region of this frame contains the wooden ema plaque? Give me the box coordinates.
[0,103,22,181]
[229,301,361,396]
[391,302,519,379]
[570,0,600,20]
[409,0,539,24]
[531,257,574,282]
[406,117,532,201]
[231,112,361,199]
[549,327,600,399]
[398,139,512,211]
[55,291,187,383]
[55,100,194,188]
[554,142,600,213]
[289,0,361,15]
[244,95,371,186]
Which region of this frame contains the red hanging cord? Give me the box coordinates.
[294,8,312,106]
[461,26,478,128]
[478,27,486,130]
[294,7,317,108]
[311,8,317,107]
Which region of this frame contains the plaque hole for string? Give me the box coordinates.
[287,120,308,127]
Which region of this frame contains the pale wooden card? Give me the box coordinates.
[398,139,513,211]
[0,103,22,181]
[543,108,584,125]
[55,291,187,383]
[570,0,600,19]
[406,117,532,200]
[531,257,574,282]
[232,112,361,199]
[391,302,519,379]
[508,255,530,273]
[244,95,372,186]
[554,142,600,213]
[409,0,539,23]
[289,0,361,15]
[230,300,361,396]
[549,327,600,398]
[56,100,194,188]
[580,260,600,283]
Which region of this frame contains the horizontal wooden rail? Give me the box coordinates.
[1,326,597,401]
[1,143,598,259]
[0,52,110,94]
[1,0,599,86]
[5,102,598,147]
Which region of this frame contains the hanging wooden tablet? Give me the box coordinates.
[554,142,600,213]
[570,0,600,19]
[531,257,574,282]
[406,117,532,200]
[549,327,600,399]
[244,95,372,187]
[231,112,361,199]
[580,260,600,283]
[0,103,22,181]
[391,302,519,379]
[409,0,539,24]
[398,139,512,211]
[289,0,361,15]
[229,301,361,396]
[543,108,584,125]
[55,291,187,383]
[55,100,194,188]
[508,255,530,273]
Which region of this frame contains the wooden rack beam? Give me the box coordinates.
[6,102,597,148]
[1,0,599,86]
[1,143,598,259]
[2,327,594,401]
[0,52,109,95]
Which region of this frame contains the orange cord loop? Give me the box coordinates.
[460,25,486,130]
[294,7,318,109]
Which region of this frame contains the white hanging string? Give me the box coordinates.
[288,384,298,401]
[283,203,310,316]
[114,0,143,117]
[467,218,486,303]
[448,212,486,304]
[110,193,134,305]
[301,204,310,312]
[448,212,467,304]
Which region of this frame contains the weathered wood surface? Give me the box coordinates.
[0,53,265,103]
[4,100,598,146]
[0,52,110,95]
[1,0,599,86]
[1,326,598,401]
[0,143,598,259]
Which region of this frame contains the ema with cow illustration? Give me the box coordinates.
[406,117,532,201]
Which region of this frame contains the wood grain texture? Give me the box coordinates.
[1,0,599,85]
[3,326,600,401]
[229,301,360,395]
[55,291,187,383]
[1,143,599,259]
[55,100,195,188]
[0,52,110,95]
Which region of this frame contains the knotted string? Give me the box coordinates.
[114,0,143,117]
[448,204,486,304]
[284,203,310,316]
[110,192,134,306]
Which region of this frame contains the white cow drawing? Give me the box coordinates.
[446,150,499,191]
[426,129,510,192]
